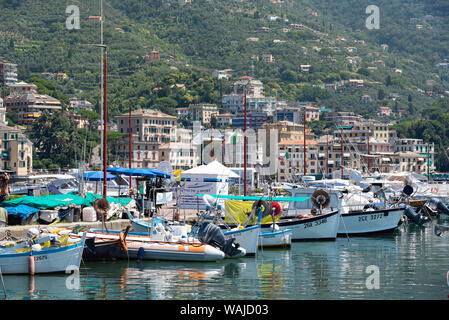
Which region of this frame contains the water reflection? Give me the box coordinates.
[1,221,449,300]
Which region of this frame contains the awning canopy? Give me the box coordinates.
[84,171,116,181]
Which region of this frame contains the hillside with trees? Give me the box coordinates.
[1,0,449,169]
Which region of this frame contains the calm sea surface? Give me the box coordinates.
[2,217,449,300]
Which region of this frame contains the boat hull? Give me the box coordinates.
[124,241,225,262]
[268,210,340,241]
[259,229,292,248]
[0,240,85,274]
[223,225,260,256]
[82,238,122,261]
[75,230,224,262]
[338,207,404,236]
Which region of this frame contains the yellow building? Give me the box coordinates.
[0,125,33,176]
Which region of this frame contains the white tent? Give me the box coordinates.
[179,160,238,209]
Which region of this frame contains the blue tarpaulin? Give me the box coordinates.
[4,204,40,218]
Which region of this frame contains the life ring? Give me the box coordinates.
[311,189,330,209]
[119,232,128,253]
[431,187,439,193]
[251,199,271,219]
[271,202,282,217]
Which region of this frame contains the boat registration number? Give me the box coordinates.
[358,213,383,222]
[34,255,48,261]
[304,218,327,228]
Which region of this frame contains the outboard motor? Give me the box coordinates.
[197,222,245,258]
[429,198,449,216]
[403,205,428,226]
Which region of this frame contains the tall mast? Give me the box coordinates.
[103,50,108,198]
[326,131,329,179]
[367,124,370,173]
[303,108,306,176]
[129,100,132,193]
[340,125,344,179]
[100,0,104,175]
[244,90,247,196]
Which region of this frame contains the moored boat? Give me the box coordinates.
[259,228,292,248]
[338,207,405,236]
[71,228,226,262]
[0,233,86,274]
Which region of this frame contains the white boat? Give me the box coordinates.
[338,207,405,236]
[0,233,86,274]
[275,186,342,241]
[258,228,292,248]
[223,225,260,256]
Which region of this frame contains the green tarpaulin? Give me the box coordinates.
[1,192,133,210]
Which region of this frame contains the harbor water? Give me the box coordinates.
[2,218,448,300]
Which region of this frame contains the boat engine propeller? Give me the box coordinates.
[197,222,245,258]
[403,205,429,226]
[429,198,449,216]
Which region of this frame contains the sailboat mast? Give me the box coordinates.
[340,125,344,179]
[103,50,108,198]
[367,124,370,173]
[129,100,132,193]
[303,108,306,176]
[326,132,329,179]
[244,90,247,196]
[100,0,104,176]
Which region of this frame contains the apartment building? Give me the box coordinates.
[188,103,219,124]
[4,82,62,125]
[115,109,177,169]
[277,139,319,181]
[0,60,18,86]
[222,76,277,116]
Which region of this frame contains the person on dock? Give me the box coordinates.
[0,173,10,203]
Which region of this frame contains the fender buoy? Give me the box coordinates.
[271,202,282,217]
[252,200,271,219]
[29,255,35,275]
[119,232,128,253]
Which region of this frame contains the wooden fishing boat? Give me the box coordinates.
[0,233,86,274]
[81,227,129,261]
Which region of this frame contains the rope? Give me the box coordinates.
[339,213,350,243]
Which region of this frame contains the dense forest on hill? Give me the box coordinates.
[1,0,449,170]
